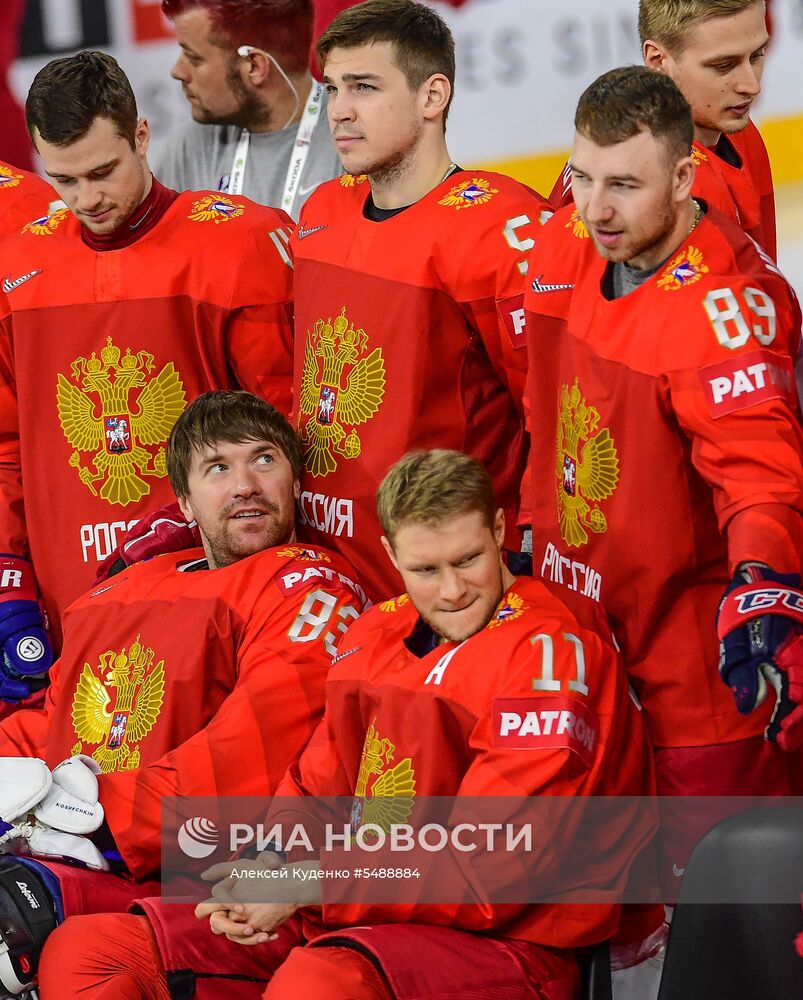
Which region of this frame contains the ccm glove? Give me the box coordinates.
[0,756,108,870]
[717,565,803,751]
[0,556,53,702]
[94,503,200,583]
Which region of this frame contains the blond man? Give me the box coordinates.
[550,0,776,258]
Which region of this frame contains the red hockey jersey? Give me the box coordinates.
[0,160,54,238]
[0,192,294,645]
[0,544,366,879]
[524,205,803,748]
[291,171,549,601]
[275,575,655,950]
[692,122,777,260]
[548,121,776,259]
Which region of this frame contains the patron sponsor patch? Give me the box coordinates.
[498,293,526,349]
[275,564,367,607]
[700,350,796,417]
[492,696,599,766]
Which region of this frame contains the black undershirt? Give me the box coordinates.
[714,133,742,169]
[404,617,444,658]
[362,166,464,222]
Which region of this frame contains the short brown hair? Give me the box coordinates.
[162,0,314,75]
[167,391,302,499]
[26,51,138,148]
[638,0,764,55]
[317,0,456,126]
[575,66,693,164]
[377,450,495,542]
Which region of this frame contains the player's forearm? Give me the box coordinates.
[727,502,803,574]
[0,705,50,758]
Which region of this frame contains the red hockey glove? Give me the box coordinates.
[716,565,803,751]
[93,503,201,584]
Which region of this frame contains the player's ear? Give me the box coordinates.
[493,508,506,547]
[177,494,194,524]
[293,478,301,501]
[420,73,451,123]
[674,155,696,202]
[380,535,400,570]
[643,40,669,73]
[134,117,150,157]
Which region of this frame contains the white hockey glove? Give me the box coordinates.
[0,756,108,870]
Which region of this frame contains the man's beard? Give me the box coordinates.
[197,65,271,131]
[201,499,293,569]
[346,119,423,187]
[592,197,677,266]
[421,579,504,644]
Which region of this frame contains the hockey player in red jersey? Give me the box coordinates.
[525,67,803,886]
[0,52,295,683]
[47,450,661,1000]
[0,160,55,238]
[291,0,549,602]
[549,0,777,259]
[0,391,365,997]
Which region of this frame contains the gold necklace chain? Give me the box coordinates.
[439,161,459,185]
[688,198,703,236]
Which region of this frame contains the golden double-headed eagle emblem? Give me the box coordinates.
[565,209,590,239]
[23,208,69,236]
[298,306,386,477]
[438,177,499,210]
[0,165,22,190]
[556,378,620,548]
[487,591,526,629]
[349,719,415,838]
[378,594,410,614]
[71,635,165,773]
[657,245,709,292]
[57,336,186,505]
[188,194,244,224]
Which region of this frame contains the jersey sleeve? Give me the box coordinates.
[0,653,63,759]
[98,577,362,879]
[457,187,550,417]
[0,298,28,559]
[224,214,295,417]
[664,275,803,572]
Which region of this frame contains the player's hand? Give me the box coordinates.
[201,850,285,903]
[196,856,297,946]
[93,503,201,583]
[206,902,294,945]
[0,556,53,703]
[717,565,803,750]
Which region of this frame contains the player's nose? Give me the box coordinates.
[171,54,190,83]
[76,181,105,213]
[328,89,356,123]
[231,465,263,497]
[439,568,467,603]
[583,185,612,224]
[735,61,761,97]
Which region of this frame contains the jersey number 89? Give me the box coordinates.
[704,286,776,350]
